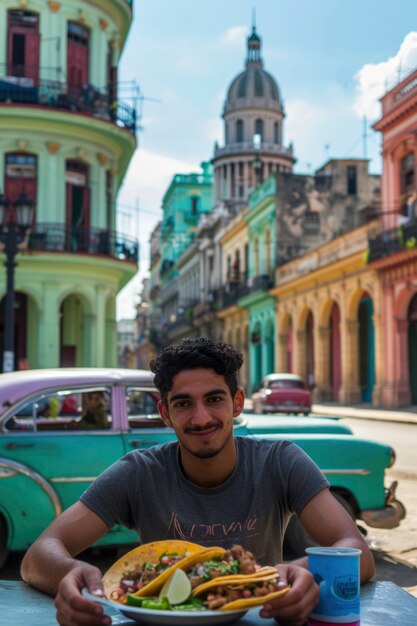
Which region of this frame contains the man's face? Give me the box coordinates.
[158,368,244,460]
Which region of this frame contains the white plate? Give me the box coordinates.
[82,589,247,625]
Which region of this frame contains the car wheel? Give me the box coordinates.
[0,516,10,570]
[283,492,356,560]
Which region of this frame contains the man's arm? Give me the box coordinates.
[21,501,111,626]
[292,488,375,582]
[21,501,109,593]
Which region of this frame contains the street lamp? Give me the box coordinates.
[0,191,34,373]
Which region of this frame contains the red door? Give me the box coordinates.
[7,10,40,82]
[4,153,37,223]
[67,23,89,91]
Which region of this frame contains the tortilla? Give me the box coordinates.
[193,572,290,610]
[102,540,204,602]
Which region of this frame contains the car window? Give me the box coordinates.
[125,387,163,428]
[269,380,304,389]
[5,387,112,432]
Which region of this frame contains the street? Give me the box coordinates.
[342,418,417,597]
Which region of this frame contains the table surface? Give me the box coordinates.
[1,580,417,625]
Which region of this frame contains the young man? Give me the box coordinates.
[21,337,374,626]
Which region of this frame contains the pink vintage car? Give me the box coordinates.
[251,373,312,415]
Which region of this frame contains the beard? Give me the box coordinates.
[179,428,233,460]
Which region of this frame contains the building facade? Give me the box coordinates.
[368,68,417,406]
[0,0,138,370]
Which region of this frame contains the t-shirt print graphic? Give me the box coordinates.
[166,511,260,544]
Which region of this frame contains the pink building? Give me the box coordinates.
[369,68,417,406]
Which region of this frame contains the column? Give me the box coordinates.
[381,283,396,405]
[317,326,331,401]
[394,318,411,405]
[371,282,384,405]
[91,286,108,366]
[38,283,60,367]
[294,329,306,379]
[339,320,361,404]
[277,332,288,371]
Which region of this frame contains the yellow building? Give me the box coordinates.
[271,222,381,403]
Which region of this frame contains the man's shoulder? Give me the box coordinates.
[127,440,178,463]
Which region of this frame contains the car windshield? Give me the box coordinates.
[269,379,304,389]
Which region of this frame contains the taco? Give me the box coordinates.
[103,540,204,603]
[193,572,290,611]
[180,544,278,591]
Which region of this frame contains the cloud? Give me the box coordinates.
[354,31,417,121]
[220,26,247,47]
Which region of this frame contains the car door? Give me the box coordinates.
[1,384,126,550]
[120,385,177,454]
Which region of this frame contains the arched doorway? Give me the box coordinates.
[358,294,375,402]
[329,302,341,400]
[60,294,91,367]
[408,293,417,404]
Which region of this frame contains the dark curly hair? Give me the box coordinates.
[149,336,244,405]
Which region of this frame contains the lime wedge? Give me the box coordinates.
[158,569,192,605]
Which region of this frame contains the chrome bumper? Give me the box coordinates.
[360,481,406,529]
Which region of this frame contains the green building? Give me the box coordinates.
[158,162,213,337]
[0,0,137,370]
[240,175,277,390]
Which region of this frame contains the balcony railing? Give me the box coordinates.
[368,218,417,263]
[0,69,136,135]
[214,142,293,158]
[25,222,138,262]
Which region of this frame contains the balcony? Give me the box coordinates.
[0,69,137,135]
[236,273,275,300]
[368,219,417,264]
[26,222,138,262]
[213,141,293,159]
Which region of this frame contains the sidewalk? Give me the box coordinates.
[312,402,417,425]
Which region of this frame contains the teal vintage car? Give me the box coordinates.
[0,368,405,567]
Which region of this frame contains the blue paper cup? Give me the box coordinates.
[306,547,361,624]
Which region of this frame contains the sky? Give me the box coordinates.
[115,0,417,319]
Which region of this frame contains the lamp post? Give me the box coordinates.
[0,192,34,373]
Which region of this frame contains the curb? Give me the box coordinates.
[312,404,417,425]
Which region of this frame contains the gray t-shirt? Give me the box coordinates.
[80,436,329,565]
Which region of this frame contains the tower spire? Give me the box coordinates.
[246,12,262,65]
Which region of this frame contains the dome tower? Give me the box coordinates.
[212,25,295,211]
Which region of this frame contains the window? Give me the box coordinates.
[255,119,264,142]
[190,195,199,216]
[347,165,357,195]
[125,387,161,427]
[236,119,244,143]
[274,122,279,144]
[7,10,39,82]
[67,22,89,90]
[401,154,415,195]
[5,387,111,431]
[4,153,37,221]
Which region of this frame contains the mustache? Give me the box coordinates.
[184,422,219,433]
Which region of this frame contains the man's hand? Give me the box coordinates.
[54,563,111,626]
[259,563,319,625]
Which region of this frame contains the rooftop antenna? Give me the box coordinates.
[252,7,256,29]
